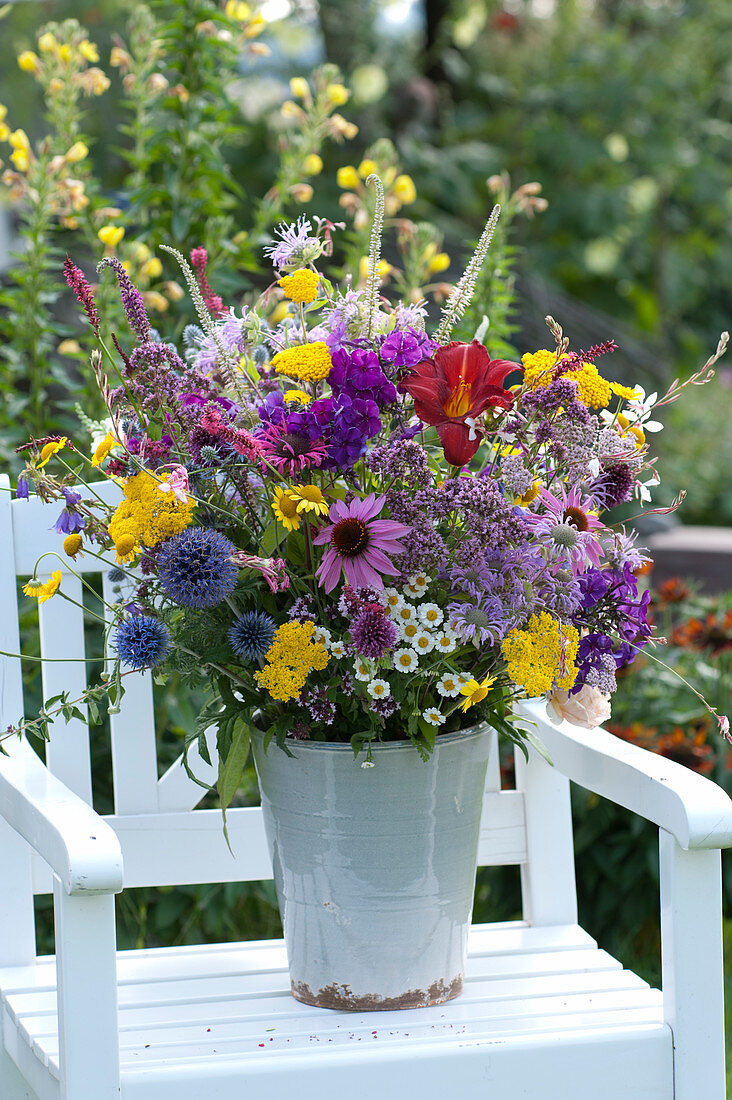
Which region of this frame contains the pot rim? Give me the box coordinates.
[250,719,490,753]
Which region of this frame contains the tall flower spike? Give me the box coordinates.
[159,244,243,397]
[365,173,385,339]
[435,204,501,344]
[97,256,151,342]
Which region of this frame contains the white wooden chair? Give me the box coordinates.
[1,473,731,1100]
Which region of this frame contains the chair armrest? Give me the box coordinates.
[0,738,123,895]
[516,699,732,851]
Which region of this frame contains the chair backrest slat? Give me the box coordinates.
[102,573,159,814]
[157,724,218,812]
[38,571,93,804]
[0,477,25,733]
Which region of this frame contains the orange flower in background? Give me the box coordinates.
[399,340,518,467]
[672,611,732,654]
[656,577,690,605]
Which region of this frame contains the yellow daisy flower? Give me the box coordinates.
[92,432,117,467]
[271,487,301,531]
[63,533,83,559]
[23,571,62,605]
[290,484,328,516]
[37,438,68,468]
[459,673,497,713]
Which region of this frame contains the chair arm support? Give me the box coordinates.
[516,699,732,851]
[0,738,123,895]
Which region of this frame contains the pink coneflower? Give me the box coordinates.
[524,484,605,575]
[313,494,410,594]
[258,421,328,476]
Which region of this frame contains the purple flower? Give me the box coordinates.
[97,256,151,341]
[313,494,410,593]
[329,346,397,408]
[379,328,437,370]
[351,606,399,659]
[16,475,29,500]
[53,488,85,534]
[264,216,319,269]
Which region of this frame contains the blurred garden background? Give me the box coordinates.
[1,0,732,1077]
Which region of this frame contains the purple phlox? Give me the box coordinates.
[52,488,85,534]
[329,346,397,408]
[379,328,438,371]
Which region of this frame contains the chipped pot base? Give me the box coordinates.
[291,975,464,1012]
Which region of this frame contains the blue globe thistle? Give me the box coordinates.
[115,614,170,671]
[228,611,276,660]
[157,528,238,608]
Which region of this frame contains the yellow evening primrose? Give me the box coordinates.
[23,571,62,604]
[291,484,328,516]
[37,437,67,468]
[337,165,360,190]
[459,673,497,713]
[92,432,117,467]
[98,225,125,248]
[271,487,301,531]
[17,51,40,73]
[278,269,320,304]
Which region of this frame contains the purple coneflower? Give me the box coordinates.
[313,494,410,594]
[524,484,605,575]
[258,421,329,476]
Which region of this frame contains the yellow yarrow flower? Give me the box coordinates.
[278,269,320,304]
[337,165,359,190]
[563,362,612,409]
[23,571,62,604]
[272,341,331,383]
[63,533,83,559]
[37,437,67,468]
[459,673,497,713]
[283,389,311,405]
[521,349,566,389]
[501,613,579,697]
[271,487,301,531]
[290,484,328,516]
[92,432,117,467]
[255,620,329,702]
[98,225,125,248]
[108,470,195,552]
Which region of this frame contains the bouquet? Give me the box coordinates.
[8,185,730,806]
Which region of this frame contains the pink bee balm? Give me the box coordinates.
[313,494,410,594]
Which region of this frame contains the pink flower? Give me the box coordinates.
[232,552,290,593]
[257,421,328,476]
[156,464,191,504]
[524,483,605,575]
[313,494,410,594]
[547,685,611,729]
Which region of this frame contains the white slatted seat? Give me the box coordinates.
[0,475,730,1100]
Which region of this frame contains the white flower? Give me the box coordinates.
[422,707,445,727]
[366,677,391,699]
[403,572,430,598]
[400,620,420,643]
[394,603,416,626]
[636,473,660,504]
[312,626,332,647]
[436,673,461,698]
[330,641,347,658]
[380,587,404,614]
[434,629,457,654]
[354,657,374,681]
[418,602,443,628]
[547,685,611,729]
[393,647,419,672]
[457,673,471,686]
[412,630,435,654]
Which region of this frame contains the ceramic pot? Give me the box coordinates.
[251,722,490,1011]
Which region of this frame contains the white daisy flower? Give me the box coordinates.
[403,572,430,598]
[422,707,445,727]
[395,603,416,625]
[434,630,457,654]
[354,657,374,681]
[436,673,461,698]
[418,602,443,628]
[312,626,332,647]
[366,678,391,700]
[412,630,435,654]
[393,647,419,673]
[457,672,471,686]
[330,641,347,658]
[380,587,404,614]
[401,620,421,643]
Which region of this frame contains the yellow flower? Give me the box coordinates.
[283,389,311,405]
[37,437,67,468]
[58,339,81,356]
[110,46,131,69]
[459,673,497,713]
[92,432,117,467]
[501,613,579,697]
[271,487,301,531]
[144,290,169,311]
[243,12,266,37]
[18,51,40,73]
[358,158,378,178]
[0,122,9,143]
[98,225,124,248]
[113,533,136,563]
[326,83,350,106]
[289,76,310,100]
[63,533,83,559]
[290,484,328,516]
[58,44,72,63]
[337,165,359,190]
[141,257,163,279]
[278,268,320,304]
[65,141,88,164]
[225,0,250,17]
[359,257,392,283]
[281,99,304,121]
[10,129,30,152]
[428,252,450,274]
[23,571,62,605]
[515,480,541,507]
[79,39,100,63]
[10,149,29,172]
[272,341,332,383]
[521,349,565,389]
[255,620,329,701]
[290,182,313,203]
[609,382,639,401]
[303,153,323,176]
[38,33,57,53]
[108,470,195,551]
[393,174,417,204]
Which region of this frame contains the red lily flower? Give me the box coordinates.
[399,340,519,466]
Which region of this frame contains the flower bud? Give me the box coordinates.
[17,51,40,74]
[290,182,314,203]
[289,77,310,100]
[326,83,350,106]
[65,141,89,164]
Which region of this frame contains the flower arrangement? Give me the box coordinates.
[6,183,730,806]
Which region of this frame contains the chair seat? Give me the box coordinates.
[1,922,673,1100]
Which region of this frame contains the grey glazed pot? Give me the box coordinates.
[251,722,491,1011]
